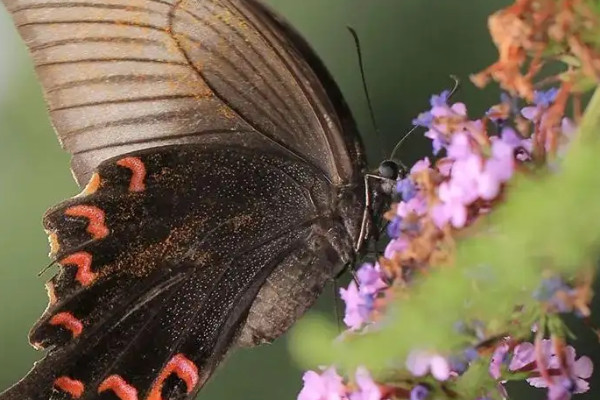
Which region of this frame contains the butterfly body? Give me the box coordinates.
[1,0,372,398]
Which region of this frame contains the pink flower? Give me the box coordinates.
[299,367,346,400]
[547,376,577,400]
[340,264,387,330]
[432,176,475,228]
[432,129,517,228]
[356,264,387,295]
[411,157,431,173]
[477,140,514,199]
[406,350,451,381]
[448,155,483,204]
[446,132,472,160]
[384,237,408,259]
[340,282,372,330]
[508,342,535,371]
[489,343,510,380]
[521,88,558,121]
[499,127,532,155]
[486,139,514,183]
[437,159,453,177]
[526,342,593,394]
[349,367,381,400]
[396,196,427,218]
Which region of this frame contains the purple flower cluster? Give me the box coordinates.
[490,340,593,400]
[298,87,591,400]
[339,263,387,330]
[521,88,558,120]
[415,91,530,229]
[298,367,382,400]
[432,131,516,228]
[405,350,451,381]
[413,90,467,155]
[519,88,576,155]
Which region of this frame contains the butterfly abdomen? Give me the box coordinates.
[237,222,353,347]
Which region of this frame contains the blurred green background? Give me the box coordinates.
[0,0,598,399]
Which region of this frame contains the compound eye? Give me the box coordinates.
[378,160,399,180]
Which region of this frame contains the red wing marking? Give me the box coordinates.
[146,354,199,400]
[99,375,139,400]
[79,172,101,196]
[64,205,109,239]
[49,312,83,338]
[54,376,84,398]
[117,157,147,192]
[60,252,97,286]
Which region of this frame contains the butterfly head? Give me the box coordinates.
[374,159,407,197]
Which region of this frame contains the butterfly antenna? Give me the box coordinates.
[389,125,418,164]
[389,74,461,162]
[448,74,461,98]
[347,27,380,141]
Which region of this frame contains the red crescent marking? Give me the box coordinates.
[50,312,83,338]
[65,205,109,239]
[60,252,97,286]
[54,376,84,398]
[99,375,139,400]
[146,354,199,400]
[117,157,147,192]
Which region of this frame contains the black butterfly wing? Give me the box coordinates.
[1,145,356,400]
[2,0,363,186]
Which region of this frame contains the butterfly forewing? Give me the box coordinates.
[3,0,362,186]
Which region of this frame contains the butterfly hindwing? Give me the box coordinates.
[1,145,355,400]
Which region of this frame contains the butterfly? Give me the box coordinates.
[0,0,399,399]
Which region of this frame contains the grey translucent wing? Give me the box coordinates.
[2,0,364,186]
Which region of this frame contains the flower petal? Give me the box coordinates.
[430,355,451,381]
[573,355,593,379]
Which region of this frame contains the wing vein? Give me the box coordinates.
[17,20,169,32]
[12,2,163,13]
[50,94,198,112]
[227,0,339,170]
[64,108,201,137]
[171,9,295,137]
[31,37,164,53]
[71,129,255,155]
[163,0,312,169]
[181,3,310,137]
[36,58,188,68]
[47,73,183,93]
